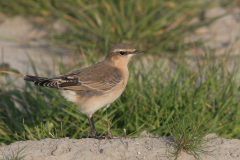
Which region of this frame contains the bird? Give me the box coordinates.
[23,43,142,138]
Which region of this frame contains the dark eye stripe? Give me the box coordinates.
[119,51,127,55]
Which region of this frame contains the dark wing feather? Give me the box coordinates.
[23,61,123,92]
[59,61,123,91]
[62,72,122,91]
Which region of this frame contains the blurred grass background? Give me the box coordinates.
[0,0,233,55]
[0,0,240,146]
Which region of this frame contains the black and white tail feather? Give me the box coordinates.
[24,75,78,89]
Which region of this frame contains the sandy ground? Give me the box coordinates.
[0,133,240,160]
[1,5,240,160]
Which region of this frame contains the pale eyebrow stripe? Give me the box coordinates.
[112,49,135,52]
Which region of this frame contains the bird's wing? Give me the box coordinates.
[61,72,122,92]
[24,62,123,92]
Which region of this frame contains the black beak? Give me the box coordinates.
[132,50,143,54]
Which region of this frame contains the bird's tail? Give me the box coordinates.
[24,75,48,82]
[24,75,59,88]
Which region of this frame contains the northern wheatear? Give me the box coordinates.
[24,43,142,138]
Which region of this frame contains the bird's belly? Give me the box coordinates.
[60,90,78,103]
[60,81,126,115]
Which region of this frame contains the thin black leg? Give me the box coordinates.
[87,116,97,137]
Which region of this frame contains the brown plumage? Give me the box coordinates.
[24,62,122,92]
[23,43,142,138]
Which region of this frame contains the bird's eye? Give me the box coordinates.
[119,51,126,55]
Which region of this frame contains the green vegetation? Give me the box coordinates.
[0,0,239,159]
[167,115,216,159]
[1,53,240,143]
[0,0,231,55]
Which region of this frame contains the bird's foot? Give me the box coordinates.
[96,133,121,139]
[81,131,92,138]
[97,119,120,139]
[81,132,121,139]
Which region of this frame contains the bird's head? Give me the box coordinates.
[105,43,143,65]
